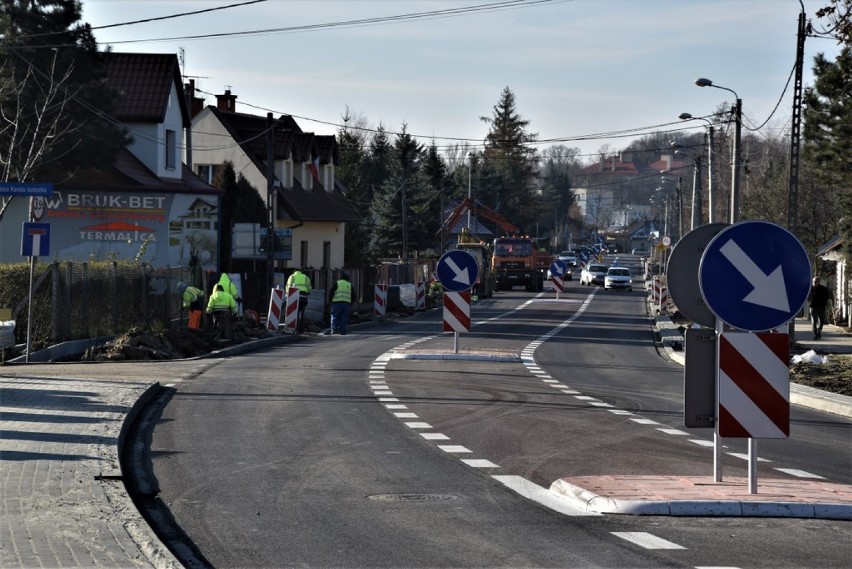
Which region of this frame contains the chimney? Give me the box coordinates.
[186,79,205,118]
[216,89,237,112]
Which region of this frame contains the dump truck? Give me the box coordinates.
[452,227,495,299]
[492,236,545,292]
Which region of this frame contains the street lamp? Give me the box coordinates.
[467,152,474,230]
[695,78,741,223]
[674,148,702,231]
[679,113,715,224]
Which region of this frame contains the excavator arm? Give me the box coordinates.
[440,198,519,241]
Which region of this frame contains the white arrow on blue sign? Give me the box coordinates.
[699,221,811,332]
[549,259,566,277]
[437,250,480,292]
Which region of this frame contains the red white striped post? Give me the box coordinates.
[283,287,299,331]
[443,291,471,353]
[266,288,285,331]
[373,283,388,319]
[415,281,426,311]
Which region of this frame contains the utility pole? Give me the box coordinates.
[788,8,806,233]
[266,113,275,291]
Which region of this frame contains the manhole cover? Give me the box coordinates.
[368,493,458,502]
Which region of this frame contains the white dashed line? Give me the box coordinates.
[774,468,825,479]
[404,422,432,429]
[656,428,690,436]
[727,453,771,462]
[611,532,686,550]
[630,418,660,425]
[394,412,418,419]
[461,459,500,468]
[420,433,450,440]
[689,439,715,447]
[437,445,472,453]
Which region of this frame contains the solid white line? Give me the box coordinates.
[492,475,600,517]
[611,532,686,550]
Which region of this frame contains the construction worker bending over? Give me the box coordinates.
[207,284,238,340]
[178,282,205,329]
[328,272,353,335]
[286,268,312,333]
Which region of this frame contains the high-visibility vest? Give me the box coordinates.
[206,290,237,314]
[332,280,352,303]
[287,271,312,294]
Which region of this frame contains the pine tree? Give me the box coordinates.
[481,87,539,233]
[802,44,852,268]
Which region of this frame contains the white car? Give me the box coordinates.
[604,267,633,291]
[580,263,608,286]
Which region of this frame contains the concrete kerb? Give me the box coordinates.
[549,479,852,519]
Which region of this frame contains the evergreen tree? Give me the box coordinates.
[409,141,446,253]
[370,124,424,258]
[336,111,373,266]
[0,0,129,184]
[802,43,852,267]
[481,87,539,233]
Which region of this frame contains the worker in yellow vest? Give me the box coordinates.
[206,284,237,340]
[286,268,312,333]
[328,272,353,335]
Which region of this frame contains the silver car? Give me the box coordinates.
[580,264,608,286]
[604,267,633,291]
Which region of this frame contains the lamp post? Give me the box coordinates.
[674,148,702,231]
[679,113,715,224]
[467,152,474,230]
[695,78,741,223]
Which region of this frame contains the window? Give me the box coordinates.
[165,129,176,170]
[196,165,214,183]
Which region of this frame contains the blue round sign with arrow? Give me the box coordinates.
[699,221,811,332]
[437,250,480,292]
[550,259,566,277]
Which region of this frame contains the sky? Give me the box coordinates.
[79,0,843,162]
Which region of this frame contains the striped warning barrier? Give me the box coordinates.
[283,287,299,330]
[374,283,388,318]
[551,276,564,294]
[443,291,471,332]
[266,288,285,331]
[415,281,426,311]
[719,332,790,438]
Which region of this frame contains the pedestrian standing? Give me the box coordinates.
[808,276,830,340]
[206,284,238,340]
[328,272,353,335]
[286,268,312,333]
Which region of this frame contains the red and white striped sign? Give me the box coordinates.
[718,332,790,438]
[373,283,388,318]
[415,281,426,310]
[283,286,299,330]
[266,288,285,331]
[443,291,471,332]
[551,276,564,293]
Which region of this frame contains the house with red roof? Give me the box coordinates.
[188,90,359,272]
[0,52,223,270]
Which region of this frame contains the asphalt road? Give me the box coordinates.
[146,257,852,568]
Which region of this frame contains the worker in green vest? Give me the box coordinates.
[178,282,205,329]
[328,272,353,335]
[206,284,237,340]
[286,268,312,333]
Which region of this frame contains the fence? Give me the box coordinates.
[2,258,442,352]
[3,261,192,350]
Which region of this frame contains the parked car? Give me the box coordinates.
[580,263,608,286]
[631,248,648,256]
[604,267,633,291]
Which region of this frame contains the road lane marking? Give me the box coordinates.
[611,532,686,550]
[492,475,600,517]
[774,468,825,479]
[461,459,499,468]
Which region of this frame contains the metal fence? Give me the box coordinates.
[4,261,192,349]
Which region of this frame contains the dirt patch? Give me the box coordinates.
[790,354,852,397]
